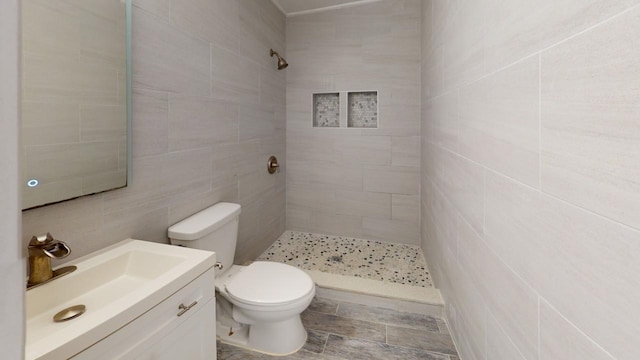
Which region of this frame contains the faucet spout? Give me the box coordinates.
[27,233,71,287]
[42,241,71,258]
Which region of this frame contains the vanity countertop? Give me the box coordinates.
[25,239,216,360]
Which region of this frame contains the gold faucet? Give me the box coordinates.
[27,233,72,287]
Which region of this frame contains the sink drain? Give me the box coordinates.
[53,305,86,322]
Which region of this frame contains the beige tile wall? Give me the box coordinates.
[22,0,287,266]
[421,1,640,359]
[286,0,422,245]
[0,0,24,358]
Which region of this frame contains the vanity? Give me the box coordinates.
[21,2,218,357]
[26,240,217,360]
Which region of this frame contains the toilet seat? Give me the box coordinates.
[224,261,314,307]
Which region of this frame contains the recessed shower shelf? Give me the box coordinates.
[313,93,340,128]
[348,91,378,128]
[312,91,379,129]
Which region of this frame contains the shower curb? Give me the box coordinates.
[307,269,444,317]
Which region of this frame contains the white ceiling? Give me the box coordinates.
[271,0,382,17]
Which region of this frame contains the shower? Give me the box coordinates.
[270,49,288,70]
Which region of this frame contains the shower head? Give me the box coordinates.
[270,49,288,70]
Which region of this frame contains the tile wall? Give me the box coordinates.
[22,0,287,265]
[286,0,422,245]
[421,1,640,359]
[0,0,24,357]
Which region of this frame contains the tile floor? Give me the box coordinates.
[258,231,433,287]
[217,296,459,360]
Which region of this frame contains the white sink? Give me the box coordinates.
[25,239,216,360]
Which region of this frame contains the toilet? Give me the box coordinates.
[168,202,315,356]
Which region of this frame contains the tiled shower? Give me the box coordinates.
[286,1,421,245]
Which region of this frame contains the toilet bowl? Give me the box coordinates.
[215,262,315,354]
[168,202,315,355]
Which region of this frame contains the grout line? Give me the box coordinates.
[385,324,388,344]
[484,309,488,360]
[538,296,541,360]
[320,332,328,354]
[426,3,640,106]
[326,329,441,355]
[284,0,385,17]
[537,3,640,56]
[538,54,542,190]
[482,167,486,235]
[210,43,214,99]
[540,299,617,360]
[430,139,640,235]
[458,213,540,299]
[269,0,286,16]
[430,0,434,43]
[442,310,463,360]
[486,310,528,360]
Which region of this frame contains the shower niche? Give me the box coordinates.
[313,93,340,128]
[312,91,378,129]
[348,91,378,128]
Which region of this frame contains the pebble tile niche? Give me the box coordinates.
[313,93,340,127]
[259,231,433,287]
[348,91,378,128]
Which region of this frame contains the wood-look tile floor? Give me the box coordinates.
[217,297,459,360]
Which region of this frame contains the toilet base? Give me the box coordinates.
[216,316,307,356]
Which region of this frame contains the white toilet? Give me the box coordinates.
[168,202,315,356]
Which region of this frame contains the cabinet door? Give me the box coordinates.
[71,269,216,360]
[137,299,216,360]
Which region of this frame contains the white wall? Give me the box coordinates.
[22,0,287,265]
[0,0,25,358]
[421,1,640,359]
[286,0,422,245]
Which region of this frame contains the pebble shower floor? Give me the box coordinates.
[258,231,434,288]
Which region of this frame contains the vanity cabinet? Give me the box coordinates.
[71,268,216,360]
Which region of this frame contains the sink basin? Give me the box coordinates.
[26,239,216,360]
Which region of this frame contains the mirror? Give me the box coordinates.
[21,0,131,210]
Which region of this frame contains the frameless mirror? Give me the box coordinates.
[21,0,132,210]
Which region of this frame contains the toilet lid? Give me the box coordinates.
[225,262,314,306]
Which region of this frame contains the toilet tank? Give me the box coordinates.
[168,202,241,274]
